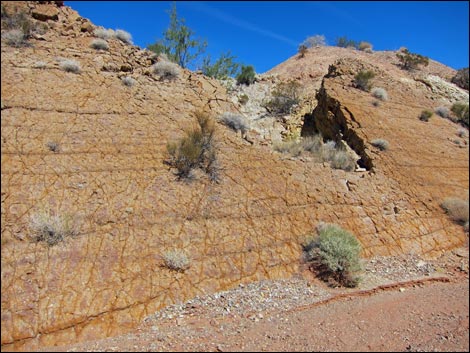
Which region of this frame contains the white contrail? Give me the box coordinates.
[184,1,299,47]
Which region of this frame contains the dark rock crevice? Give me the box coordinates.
[301,84,373,170]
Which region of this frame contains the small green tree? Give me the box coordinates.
[148,2,207,69]
[396,48,429,70]
[236,65,256,85]
[201,51,240,79]
[336,36,358,48]
[298,44,308,58]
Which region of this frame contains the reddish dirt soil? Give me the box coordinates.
[38,253,469,352]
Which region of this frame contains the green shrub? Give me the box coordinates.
[30,210,78,246]
[371,138,389,151]
[303,223,362,287]
[264,80,301,115]
[419,110,433,122]
[353,70,375,91]
[335,36,358,49]
[236,65,256,85]
[166,111,218,181]
[451,101,469,127]
[451,67,469,90]
[396,48,429,70]
[201,51,240,79]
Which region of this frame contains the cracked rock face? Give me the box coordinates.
[1,1,468,351]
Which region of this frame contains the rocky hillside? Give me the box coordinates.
[1,1,468,351]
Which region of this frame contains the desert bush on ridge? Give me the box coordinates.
[115,29,133,44]
[153,61,180,80]
[301,34,326,48]
[396,48,429,70]
[59,59,81,73]
[90,38,109,50]
[93,26,133,44]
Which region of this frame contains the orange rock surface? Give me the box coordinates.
[1,1,468,351]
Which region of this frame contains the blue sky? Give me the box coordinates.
[66,1,469,73]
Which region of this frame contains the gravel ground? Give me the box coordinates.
[40,248,469,352]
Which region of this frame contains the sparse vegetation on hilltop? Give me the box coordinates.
[148,2,207,69]
[201,51,240,79]
[236,65,256,85]
[301,34,327,48]
[396,48,429,70]
[335,36,359,49]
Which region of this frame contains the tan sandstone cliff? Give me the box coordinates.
[1,1,468,350]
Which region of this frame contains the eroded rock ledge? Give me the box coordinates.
[301,76,373,170]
